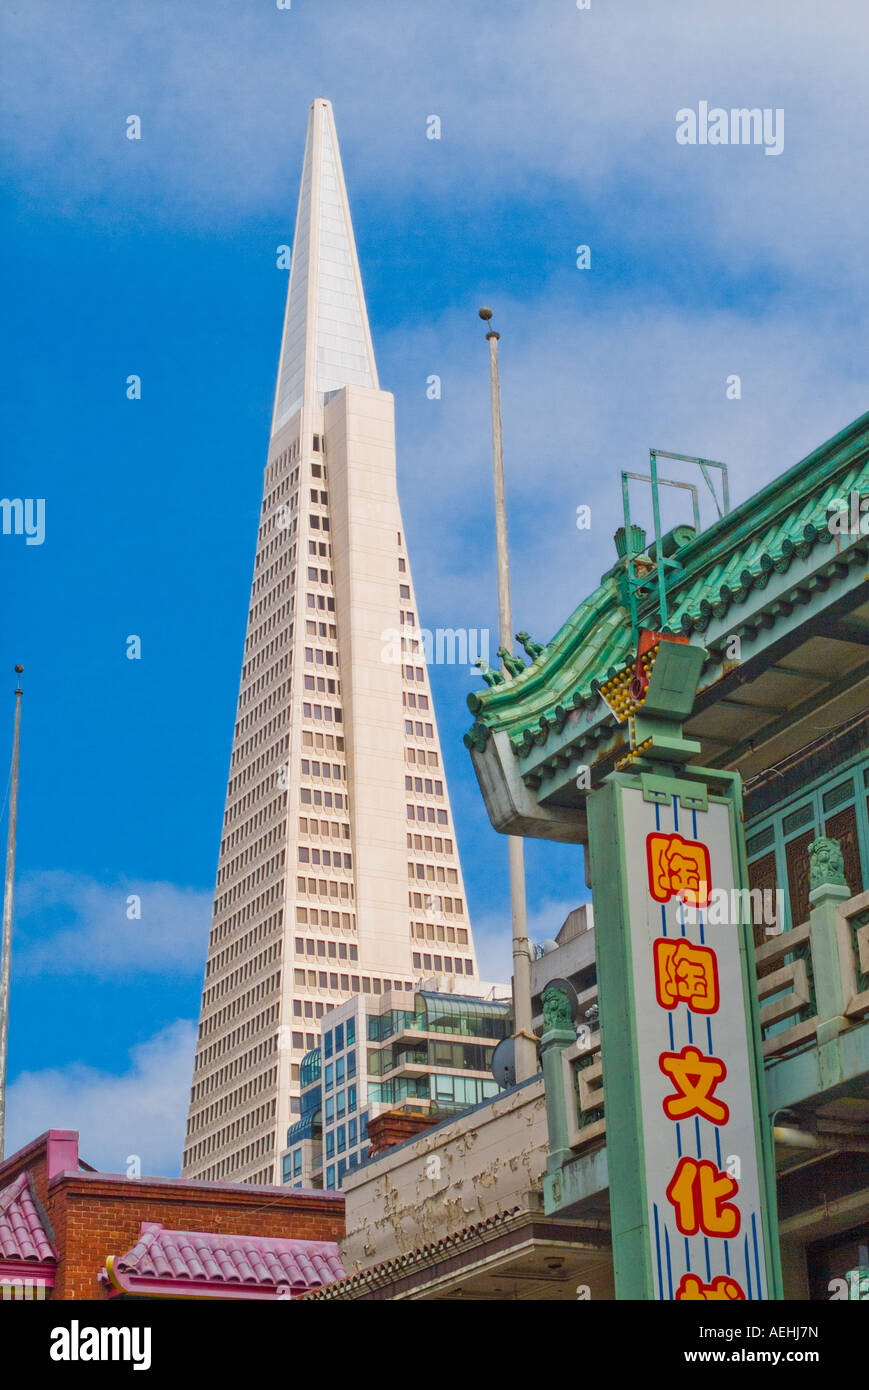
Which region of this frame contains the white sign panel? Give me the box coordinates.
[620,784,770,1301]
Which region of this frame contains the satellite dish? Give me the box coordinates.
[541,939,559,954]
[541,977,582,1027]
[490,1037,516,1089]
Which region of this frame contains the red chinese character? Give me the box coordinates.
[646,832,711,908]
[654,938,720,1014]
[659,1045,729,1124]
[676,1273,746,1301]
[666,1157,741,1238]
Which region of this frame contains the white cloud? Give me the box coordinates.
[389,293,869,652]
[14,871,211,978]
[5,1019,196,1178]
[3,0,869,280]
[473,896,582,986]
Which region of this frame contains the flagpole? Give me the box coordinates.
[479,310,536,1082]
[0,666,24,1161]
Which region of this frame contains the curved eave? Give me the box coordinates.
[465,412,869,760]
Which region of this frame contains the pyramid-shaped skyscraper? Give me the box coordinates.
[182,99,478,1185]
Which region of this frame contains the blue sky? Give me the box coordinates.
[2,0,869,1174]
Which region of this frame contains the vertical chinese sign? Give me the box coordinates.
[588,771,781,1301]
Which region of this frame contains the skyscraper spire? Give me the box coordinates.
[183,102,479,1188]
[272,98,378,437]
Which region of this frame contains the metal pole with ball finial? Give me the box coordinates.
[478,309,537,1083]
[0,666,24,1161]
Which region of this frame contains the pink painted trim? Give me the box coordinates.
[0,1259,55,1285]
[45,1131,80,1181]
[106,1264,307,1301]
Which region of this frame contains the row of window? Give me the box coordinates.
[244,594,295,661]
[189,1132,274,1183]
[406,747,439,767]
[299,817,350,841]
[305,645,337,665]
[200,939,282,1008]
[193,1001,280,1071]
[305,592,335,614]
[408,889,465,916]
[324,1083,357,1125]
[412,920,469,945]
[249,541,297,607]
[406,833,454,856]
[324,1051,357,1091]
[302,676,340,694]
[408,863,459,887]
[237,649,293,712]
[295,906,356,929]
[412,952,474,975]
[296,876,355,900]
[407,805,449,825]
[300,759,346,780]
[199,970,282,1038]
[301,729,343,751]
[224,764,289,826]
[404,720,434,739]
[325,1118,366,1161]
[306,569,332,587]
[294,937,358,962]
[189,1033,277,1104]
[213,848,286,913]
[291,1000,329,1022]
[302,701,342,723]
[209,880,283,945]
[216,819,286,886]
[405,776,443,796]
[221,791,287,858]
[241,619,293,680]
[186,1064,278,1136]
[323,1018,356,1057]
[299,788,347,810]
[402,691,430,710]
[234,676,292,741]
[184,1096,276,1166]
[226,734,289,797]
[206,903,284,972]
[229,709,292,774]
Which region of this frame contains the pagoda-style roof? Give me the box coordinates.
[0,1171,58,1288]
[104,1221,345,1300]
[466,410,869,843]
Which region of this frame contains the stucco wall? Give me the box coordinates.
[341,1078,548,1272]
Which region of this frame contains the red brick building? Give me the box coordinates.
[0,1130,345,1300]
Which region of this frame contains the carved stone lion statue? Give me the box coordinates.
[808,835,847,890]
[542,985,573,1033]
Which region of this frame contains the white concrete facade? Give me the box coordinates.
[182,99,478,1184]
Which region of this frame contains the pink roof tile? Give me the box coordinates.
[0,1172,57,1265]
[111,1222,345,1298]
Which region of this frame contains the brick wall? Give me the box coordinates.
[48,1177,345,1299]
[0,1130,345,1301]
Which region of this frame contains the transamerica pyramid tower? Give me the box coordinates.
[182,99,479,1185]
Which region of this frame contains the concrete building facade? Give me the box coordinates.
[182,99,478,1185]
